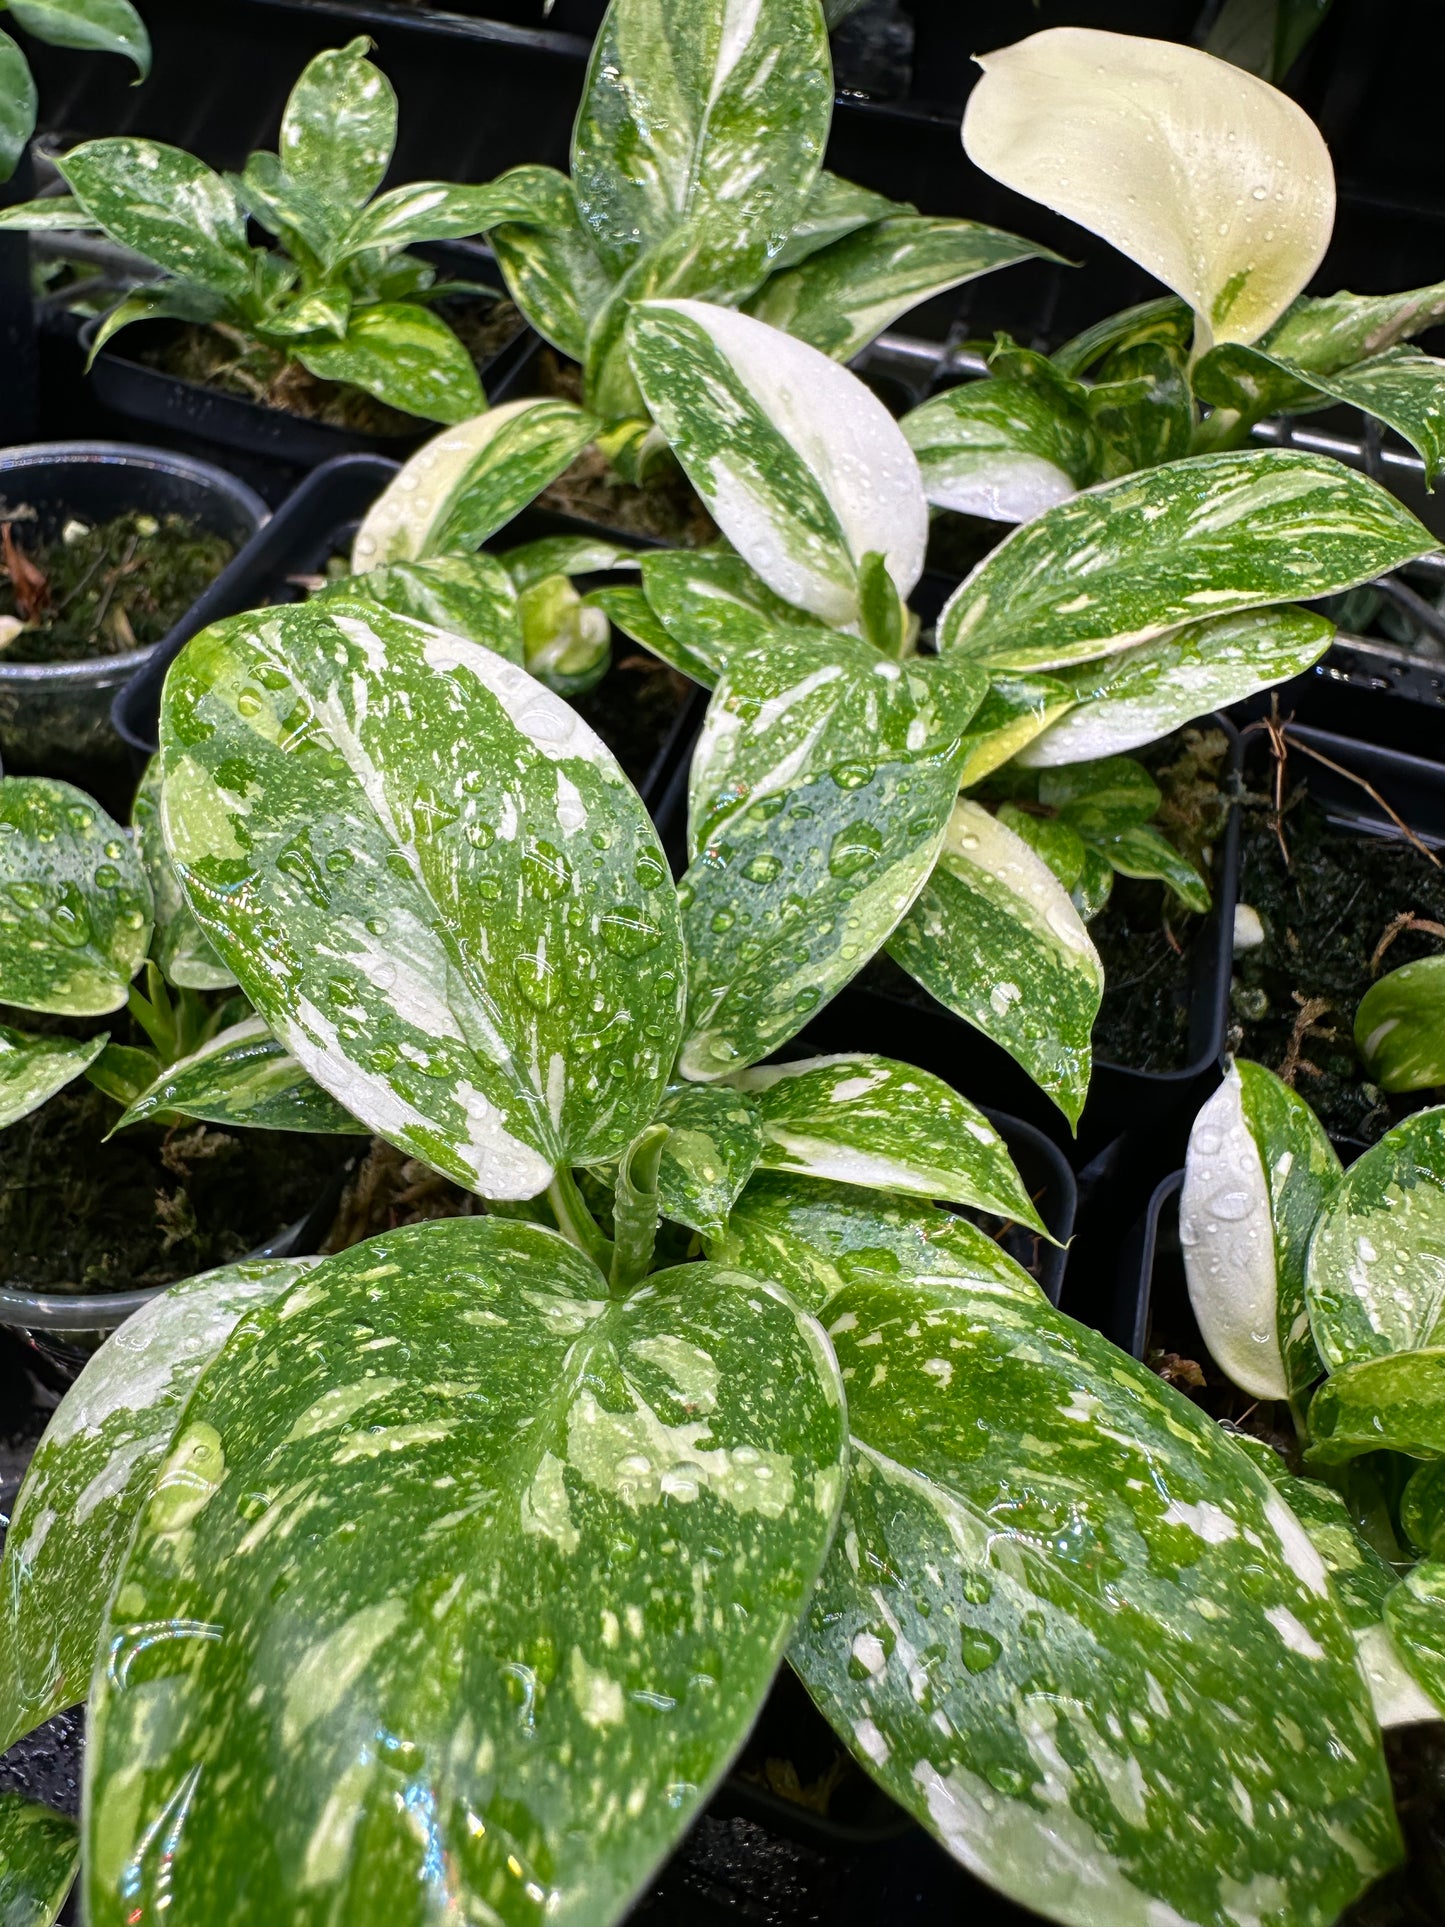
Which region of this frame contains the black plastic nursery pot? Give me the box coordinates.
[0,441,267,805]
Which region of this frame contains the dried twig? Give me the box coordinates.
[1370,911,1445,974]
[1277,991,1335,1086]
[0,522,49,621]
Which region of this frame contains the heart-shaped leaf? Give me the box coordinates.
[655,1084,763,1239]
[84,1219,847,1927]
[1356,956,1445,1094]
[0,1797,77,1927]
[886,800,1103,1127]
[160,600,685,1199]
[351,399,598,570]
[679,637,986,1079]
[114,1016,368,1136]
[793,1268,1399,1926]
[0,778,152,1016]
[293,302,483,426]
[343,554,525,665]
[938,451,1433,671]
[0,1259,312,1755]
[487,165,615,363]
[903,377,1094,524]
[1307,1349,1445,1464]
[132,759,234,991]
[0,1024,107,1130]
[628,298,927,628]
[1181,1060,1339,1402]
[962,27,1334,349]
[59,137,255,294]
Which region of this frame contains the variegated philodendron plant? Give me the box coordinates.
[0,587,1418,1927]
[904,26,1445,524]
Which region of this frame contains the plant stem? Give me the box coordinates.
[609,1124,669,1297]
[547,1167,613,1273]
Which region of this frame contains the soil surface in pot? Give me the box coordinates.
[0,507,235,663]
[1228,759,1445,1144]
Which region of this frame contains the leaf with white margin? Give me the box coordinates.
[654,1083,763,1240]
[0,1024,107,1129]
[0,1796,77,1927]
[1307,1107,1445,1370]
[342,554,525,667]
[792,1271,1399,1927]
[728,1054,1047,1233]
[0,1257,313,1754]
[132,758,234,991]
[767,171,901,274]
[1016,606,1334,766]
[570,0,831,282]
[1357,1622,1445,1729]
[903,377,1094,525]
[745,216,1052,365]
[1383,1562,1445,1720]
[114,1016,368,1137]
[158,598,685,1199]
[957,675,1076,787]
[83,1219,847,1927]
[0,778,152,1016]
[705,1172,1040,1313]
[1356,956,1445,1095]
[1265,278,1445,379]
[276,37,395,226]
[961,27,1334,350]
[640,549,835,666]
[938,451,1433,672]
[886,801,1102,1128]
[1307,1351,1445,1464]
[628,299,927,630]
[501,535,639,592]
[350,399,599,572]
[1181,1061,1338,1402]
[678,637,986,1080]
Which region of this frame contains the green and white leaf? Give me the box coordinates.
[9,0,148,71]
[887,801,1103,1127]
[0,1024,107,1129]
[588,584,719,686]
[1097,824,1209,911]
[766,171,900,274]
[133,758,234,991]
[0,29,35,184]
[293,302,483,426]
[114,1016,367,1136]
[654,1083,763,1239]
[640,548,834,669]
[1356,956,1445,1094]
[159,599,684,1198]
[939,451,1433,671]
[1206,342,1445,482]
[0,1258,312,1754]
[903,377,1095,524]
[487,165,614,364]
[502,535,638,592]
[58,137,255,294]
[0,1797,77,1927]
[1306,1107,1445,1369]
[728,1053,1046,1231]
[341,179,537,258]
[678,637,985,1079]
[278,37,396,226]
[344,554,525,667]
[0,778,152,1016]
[628,299,927,628]
[84,1219,847,1927]
[1181,1060,1339,1402]
[1270,1473,1396,1633]
[958,675,1077,787]
[351,398,597,570]
[1265,278,1445,379]
[1307,1350,1445,1464]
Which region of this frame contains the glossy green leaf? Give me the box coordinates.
[0,1024,106,1129]
[654,1083,763,1239]
[1307,1107,1445,1369]
[1202,341,1445,481]
[1307,1349,1445,1464]
[996,803,1087,892]
[767,171,900,274]
[640,548,834,669]
[1052,296,1194,379]
[58,137,255,295]
[0,191,94,232]
[488,165,614,363]
[1265,279,1445,378]
[132,758,234,991]
[344,554,525,667]
[746,216,1051,364]
[502,536,638,592]
[1086,340,1194,478]
[519,575,611,696]
[587,584,717,685]
[1181,1060,1339,1402]
[1017,606,1334,766]
[277,38,395,223]
[114,1016,367,1136]
[235,148,341,261]
[85,1040,159,1108]
[0,1258,312,1754]
[794,1271,1398,1926]
[1271,1473,1396,1633]
[729,1053,1046,1231]
[0,30,35,183]
[628,299,927,627]
[159,599,684,1198]
[938,451,1433,672]
[293,302,482,426]
[85,280,227,362]
[1070,845,1113,921]
[1097,823,1210,910]
[1034,754,1158,835]
[887,800,1103,1126]
[1381,1561,1445,1718]
[1403,1460,1445,1558]
[1206,0,1333,82]
[351,399,598,570]
[678,637,986,1079]
[571,0,831,282]
[0,778,152,1016]
[958,675,1076,787]
[337,179,520,256]
[903,376,1094,524]
[84,1219,847,1927]
[9,0,147,70]
[1356,955,1445,1094]
[0,1797,77,1927]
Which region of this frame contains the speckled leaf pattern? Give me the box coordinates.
[654,1083,763,1239]
[706,1172,1040,1314]
[0,1797,77,1927]
[84,1220,847,1927]
[160,599,684,1198]
[728,1054,1045,1231]
[746,217,1049,364]
[887,801,1102,1127]
[640,549,834,669]
[766,171,899,274]
[1017,606,1334,766]
[341,180,535,257]
[938,451,1433,672]
[793,1273,1399,1927]
[294,303,483,426]
[344,555,525,667]
[0,779,152,1016]
[903,376,1093,525]
[628,299,927,627]
[351,400,598,570]
[1265,280,1445,379]
[132,759,234,991]
[503,536,637,592]
[0,1259,311,1755]
[957,674,1076,786]
[1356,957,1445,1094]
[1403,1461,1445,1557]
[1271,1474,1397,1633]
[279,39,396,224]
[1383,1562,1445,1714]
[587,585,718,686]
[1307,1108,1445,1370]
[678,638,985,1079]
[115,1016,368,1136]
[1223,343,1445,483]
[570,0,831,282]
[1307,1350,1445,1464]
[58,138,255,294]
[10,0,148,70]
[487,166,614,363]
[0,1024,107,1129]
